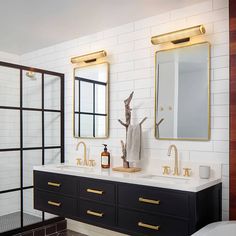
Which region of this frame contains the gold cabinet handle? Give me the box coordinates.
[139,197,160,205]
[48,201,61,207]
[48,182,61,187]
[86,188,104,195]
[138,222,160,231]
[86,210,104,218]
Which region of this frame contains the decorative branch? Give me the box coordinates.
[117,91,147,168]
[139,117,147,125]
[118,119,128,128]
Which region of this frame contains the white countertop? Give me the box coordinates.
[34,164,221,192]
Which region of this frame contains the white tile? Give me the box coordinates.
[214,67,229,80]
[110,62,134,73]
[134,38,152,50]
[170,1,212,20]
[212,105,229,117]
[214,93,229,105]
[213,0,229,10]
[118,48,151,63]
[214,19,229,33]
[134,78,153,89]
[135,12,170,30]
[211,56,229,69]
[103,23,134,38]
[213,141,229,152]
[213,117,229,129]
[117,68,152,81]
[212,32,229,45]
[212,79,229,93]
[211,129,229,140]
[118,29,150,44]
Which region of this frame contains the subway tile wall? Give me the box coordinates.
[0,0,230,235]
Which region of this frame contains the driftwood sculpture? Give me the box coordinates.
[118,91,147,168]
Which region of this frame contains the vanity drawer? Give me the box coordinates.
[79,178,115,204]
[34,189,77,217]
[34,171,77,196]
[78,199,116,227]
[118,209,189,236]
[118,183,189,217]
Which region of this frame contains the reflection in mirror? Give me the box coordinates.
[155,42,210,140]
[74,63,109,138]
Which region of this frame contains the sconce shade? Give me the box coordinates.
[151,25,205,45]
[71,50,107,63]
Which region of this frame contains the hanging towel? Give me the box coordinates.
[126,124,142,162]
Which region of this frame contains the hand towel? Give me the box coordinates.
[126,124,141,162]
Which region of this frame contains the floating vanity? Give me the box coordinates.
[34,164,222,236]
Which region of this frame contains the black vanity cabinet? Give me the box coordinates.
[34,171,222,236]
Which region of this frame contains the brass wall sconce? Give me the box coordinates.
[71,50,107,64]
[151,25,206,45]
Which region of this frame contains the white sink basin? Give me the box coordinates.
[139,174,190,184]
[55,164,93,172]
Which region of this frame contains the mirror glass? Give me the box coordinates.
[155,42,210,140]
[74,63,109,138]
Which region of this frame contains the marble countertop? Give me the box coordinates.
[34,163,221,192]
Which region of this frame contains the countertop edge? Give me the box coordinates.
[33,165,222,193]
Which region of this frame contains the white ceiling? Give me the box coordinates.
[0,0,205,55]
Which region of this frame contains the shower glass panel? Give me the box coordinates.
[23,189,42,226]
[0,151,20,192]
[45,148,61,164]
[44,112,61,146]
[0,109,20,149]
[44,74,61,110]
[0,61,64,235]
[0,66,20,107]
[23,110,42,148]
[23,71,42,109]
[23,150,42,187]
[0,191,21,233]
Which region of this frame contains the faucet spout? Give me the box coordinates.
[167,144,179,176]
[76,141,88,166]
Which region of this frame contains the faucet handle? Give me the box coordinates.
[88,160,96,167]
[162,166,170,175]
[183,168,191,177]
[76,158,82,166]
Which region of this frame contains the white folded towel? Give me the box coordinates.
[126,124,141,162]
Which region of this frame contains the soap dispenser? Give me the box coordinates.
[101,144,110,169]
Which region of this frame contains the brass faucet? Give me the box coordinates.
[76,141,88,166]
[167,144,179,176]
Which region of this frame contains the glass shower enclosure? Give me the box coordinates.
[0,61,64,235]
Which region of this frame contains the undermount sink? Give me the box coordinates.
[55,164,93,171]
[139,174,191,184]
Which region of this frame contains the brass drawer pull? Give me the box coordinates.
[139,197,160,205]
[48,201,61,207]
[86,210,104,218]
[86,188,104,195]
[138,222,160,231]
[48,182,61,187]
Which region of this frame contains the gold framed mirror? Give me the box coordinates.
[73,62,109,138]
[155,42,210,141]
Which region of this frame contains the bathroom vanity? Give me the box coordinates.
[34,165,222,236]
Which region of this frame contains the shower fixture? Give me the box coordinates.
[26,71,36,80]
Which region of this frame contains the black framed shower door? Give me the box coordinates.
[0,61,64,235]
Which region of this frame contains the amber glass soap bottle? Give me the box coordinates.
[101,144,110,168]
